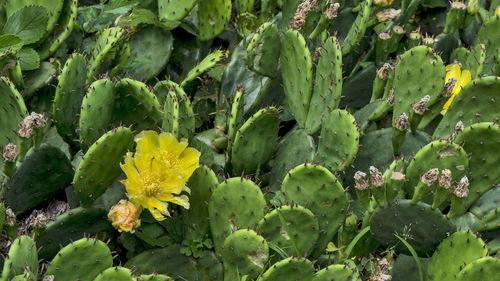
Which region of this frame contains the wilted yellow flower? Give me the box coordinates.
[120,131,200,221]
[108,200,141,233]
[373,0,394,7]
[441,64,471,115]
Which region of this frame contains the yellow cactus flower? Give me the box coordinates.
[108,200,141,233]
[373,0,394,7]
[441,64,471,115]
[134,131,200,182]
[120,131,200,221]
[495,5,500,16]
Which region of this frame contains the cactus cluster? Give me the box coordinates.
[0,0,499,280]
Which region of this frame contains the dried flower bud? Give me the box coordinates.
[378,258,392,274]
[369,166,385,188]
[386,90,395,105]
[354,171,370,190]
[377,63,392,80]
[442,77,457,97]
[454,176,469,198]
[2,143,18,162]
[413,95,430,115]
[438,169,452,189]
[376,8,402,22]
[43,276,55,281]
[454,121,464,134]
[33,212,49,229]
[18,112,47,138]
[312,47,322,62]
[324,1,340,19]
[421,168,439,185]
[395,113,410,131]
[5,208,16,226]
[391,171,406,181]
[289,0,318,30]
[108,200,141,233]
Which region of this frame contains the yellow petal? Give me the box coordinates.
[441,69,472,115]
[177,147,201,180]
[159,132,188,158]
[172,195,190,209]
[134,130,159,158]
[445,64,461,83]
[457,69,471,90]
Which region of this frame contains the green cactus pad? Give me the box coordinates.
[182,166,218,243]
[158,0,196,22]
[369,200,453,256]
[222,229,269,279]
[38,0,77,60]
[434,77,500,139]
[257,205,319,257]
[315,109,360,172]
[124,26,173,81]
[94,267,134,281]
[37,207,114,260]
[281,163,347,257]
[73,127,134,206]
[0,77,28,147]
[464,43,486,78]
[181,50,225,87]
[404,140,468,200]
[269,129,315,190]
[53,53,87,147]
[426,230,488,281]
[246,22,280,78]
[341,0,372,55]
[208,178,266,255]
[476,15,500,75]
[470,188,500,218]
[456,257,500,281]
[113,79,162,132]
[6,145,73,214]
[87,27,125,84]
[231,107,280,175]
[257,257,314,281]
[79,79,115,150]
[452,123,500,214]
[305,36,343,134]
[138,274,174,281]
[312,263,359,281]
[125,245,223,280]
[226,88,244,155]
[280,29,313,128]
[392,254,430,281]
[12,271,35,281]
[392,46,445,128]
[1,236,38,280]
[156,81,195,139]
[198,0,231,41]
[45,238,113,281]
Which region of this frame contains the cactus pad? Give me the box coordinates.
[456,257,500,281]
[94,267,134,281]
[1,236,38,280]
[198,0,231,41]
[246,22,280,78]
[257,257,314,281]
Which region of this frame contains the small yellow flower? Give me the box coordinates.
[441,64,471,115]
[373,0,394,7]
[108,200,141,233]
[120,131,200,221]
[495,5,500,16]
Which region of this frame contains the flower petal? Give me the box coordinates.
[177,147,201,180]
[159,132,188,158]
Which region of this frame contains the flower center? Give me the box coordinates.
[142,173,162,197]
[158,151,179,169]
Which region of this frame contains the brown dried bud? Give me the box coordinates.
[33,212,49,229]
[324,1,340,19]
[43,276,55,281]
[2,143,18,162]
[386,90,395,105]
[354,171,370,190]
[391,171,406,181]
[421,168,439,185]
[18,112,47,138]
[312,47,322,62]
[5,208,16,226]
[395,113,410,131]
[376,8,402,22]
[454,121,464,134]
[442,77,457,97]
[438,169,452,189]
[370,166,385,188]
[412,95,430,115]
[289,0,318,30]
[454,176,469,198]
[377,63,392,80]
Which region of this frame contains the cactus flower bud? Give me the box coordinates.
[454,176,469,198]
[438,169,452,189]
[354,171,369,190]
[412,95,430,115]
[324,1,340,19]
[108,200,141,233]
[369,166,385,188]
[18,112,47,138]
[5,208,16,226]
[421,168,439,186]
[395,113,410,131]
[376,63,392,80]
[467,0,479,15]
[2,143,18,162]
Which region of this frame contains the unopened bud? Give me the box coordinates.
[467,0,479,14]
[395,113,410,131]
[18,112,47,138]
[412,95,430,115]
[108,200,141,233]
[370,166,385,188]
[2,143,18,162]
[454,176,469,198]
[421,168,439,185]
[438,169,452,189]
[354,171,369,190]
